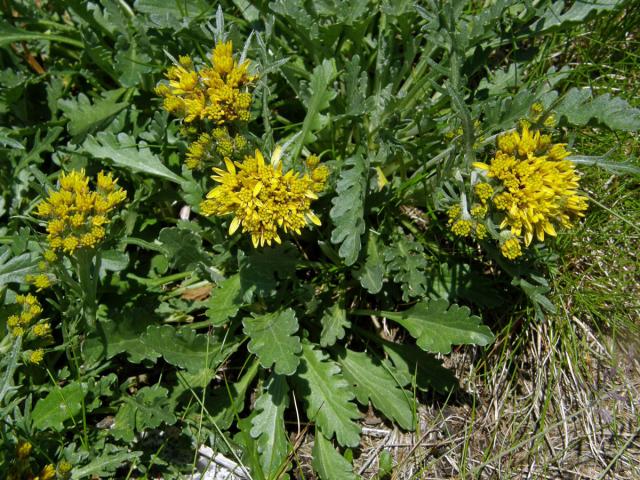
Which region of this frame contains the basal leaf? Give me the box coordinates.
[319,302,350,348]
[0,249,38,287]
[356,233,384,294]
[554,87,640,131]
[114,36,153,88]
[158,226,208,269]
[84,305,159,364]
[294,343,361,447]
[71,445,141,479]
[311,429,357,480]
[383,236,428,301]
[379,299,494,354]
[250,374,291,479]
[533,0,623,33]
[58,90,128,142]
[206,274,244,326]
[111,385,176,442]
[336,348,414,430]
[83,131,184,184]
[206,359,259,430]
[33,382,88,431]
[381,341,458,394]
[243,308,301,376]
[141,325,226,372]
[330,151,368,266]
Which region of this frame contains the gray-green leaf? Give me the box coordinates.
[83,131,184,183]
[33,382,88,431]
[319,303,350,348]
[330,152,369,266]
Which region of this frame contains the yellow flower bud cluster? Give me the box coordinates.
[185,127,249,171]
[447,202,487,241]
[155,41,257,125]
[200,148,328,247]
[35,170,126,254]
[473,124,587,259]
[7,294,47,338]
[7,440,60,480]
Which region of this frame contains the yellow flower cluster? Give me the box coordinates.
[35,170,126,254]
[185,127,248,170]
[7,294,46,338]
[155,41,256,125]
[7,441,60,480]
[200,148,328,247]
[474,125,588,255]
[447,203,487,240]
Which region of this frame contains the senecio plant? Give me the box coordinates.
[1,2,638,478]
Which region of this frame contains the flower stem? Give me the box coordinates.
[76,249,100,329]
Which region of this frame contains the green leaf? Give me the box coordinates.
[238,246,298,300]
[0,20,83,48]
[569,155,640,175]
[296,59,337,149]
[554,87,640,131]
[83,131,184,184]
[141,325,227,372]
[336,348,414,430]
[206,274,244,326]
[294,343,361,447]
[533,0,623,33]
[32,382,88,431]
[71,445,141,479]
[0,249,38,287]
[243,308,302,376]
[330,151,369,266]
[383,236,428,301]
[319,302,350,348]
[111,385,177,442]
[158,226,208,269]
[311,429,357,480]
[58,90,129,142]
[356,234,384,294]
[84,305,159,364]
[250,374,291,479]
[0,128,24,149]
[378,299,494,354]
[381,341,458,394]
[206,359,260,430]
[114,37,152,87]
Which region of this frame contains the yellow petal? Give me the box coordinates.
[271,145,283,167]
[306,211,321,226]
[229,216,242,235]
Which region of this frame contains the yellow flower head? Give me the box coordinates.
[501,237,522,260]
[474,126,587,247]
[451,219,473,237]
[17,440,32,459]
[35,170,126,254]
[200,148,326,247]
[57,460,73,478]
[11,294,43,336]
[26,273,53,291]
[39,464,57,480]
[29,349,45,365]
[156,40,257,125]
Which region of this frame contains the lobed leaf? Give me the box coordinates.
[250,374,291,478]
[311,429,358,480]
[243,308,302,376]
[337,348,415,430]
[379,299,495,354]
[330,151,369,266]
[294,343,361,447]
[83,131,184,184]
[319,303,350,348]
[58,90,129,142]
